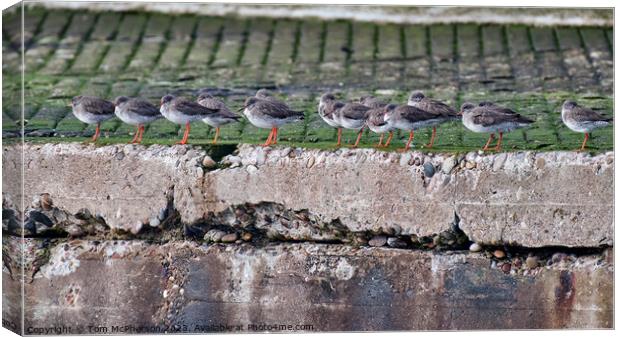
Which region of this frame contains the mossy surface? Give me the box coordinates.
[2,7,614,152]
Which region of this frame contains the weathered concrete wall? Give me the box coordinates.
[1,238,613,332]
[2,143,613,247]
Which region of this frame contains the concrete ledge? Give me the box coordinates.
[2,143,613,247]
[2,238,613,332]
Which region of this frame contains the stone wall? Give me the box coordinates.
[1,143,614,332]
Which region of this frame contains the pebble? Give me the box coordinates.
[246,165,258,174]
[387,237,407,248]
[368,235,387,247]
[241,232,253,241]
[441,156,457,174]
[493,153,507,171]
[115,151,125,160]
[202,155,217,168]
[149,217,160,227]
[163,290,169,298]
[255,149,266,165]
[158,208,168,221]
[306,156,315,168]
[399,153,411,167]
[465,161,476,169]
[501,263,511,273]
[525,256,538,269]
[204,229,225,242]
[423,162,435,177]
[469,242,482,252]
[535,157,546,170]
[551,252,567,264]
[493,249,506,259]
[221,233,238,243]
[39,193,53,210]
[226,155,241,164]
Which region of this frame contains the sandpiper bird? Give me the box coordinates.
[197,93,241,144]
[70,96,115,142]
[384,104,441,151]
[460,102,534,151]
[241,96,304,146]
[407,91,460,148]
[160,95,218,145]
[114,96,162,144]
[365,104,397,147]
[318,93,345,146]
[561,100,612,151]
[255,88,280,102]
[359,95,387,109]
[333,101,371,148]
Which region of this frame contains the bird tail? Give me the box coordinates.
[517,115,535,124]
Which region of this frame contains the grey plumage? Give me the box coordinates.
[359,95,387,109]
[244,97,304,120]
[197,93,240,121]
[114,96,160,118]
[71,95,115,118]
[408,91,459,119]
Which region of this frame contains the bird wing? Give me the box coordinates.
[82,97,115,115]
[420,99,457,117]
[127,99,160,117]
[175,98,218,115]
[323,101,345,118]
[365,108,388,126]
[471,107,533,126]
[572,106,612,123]
[198,97,224,110]
[341,103,370,120]
[397,105,438,123]
[256,100,303,119]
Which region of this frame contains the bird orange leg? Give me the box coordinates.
[375,133,384,147]
[424,127,437,148]
[336,128,342,147]
[262,128,275,147]
[177,122,190,145]
[271,128,279,145]
[92,123,101,142]
[383,131,394,147]
[130,126,140,143]
[579,133,589,151]
[137,125,145,143]
[482,133,495,151]
[212,127,220,144]
[494,132,503,151]
[400,131,414,152]
[351,128,364,148]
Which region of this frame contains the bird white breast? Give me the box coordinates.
[72,108,113,124]
[367,122,393,134]
[115,107,157,126]
[462,113,528,133]
[203,115,234,127]
[335,115,364,130]
[160,105,194,125]
[320,114,341,128]
[244,108,292,128]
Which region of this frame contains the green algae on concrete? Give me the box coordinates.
[2,6,614,153]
